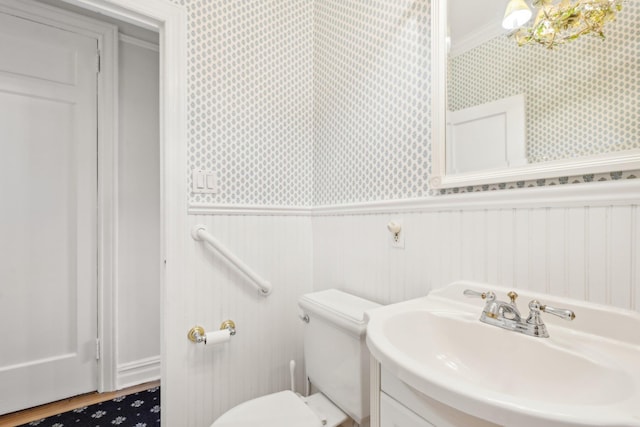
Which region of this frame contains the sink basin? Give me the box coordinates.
[366,281,640,427]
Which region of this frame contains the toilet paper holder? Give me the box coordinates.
[188,320,236,345]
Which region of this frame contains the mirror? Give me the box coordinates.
[430,0,640,189]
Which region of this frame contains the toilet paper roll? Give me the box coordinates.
[205,329,231,345]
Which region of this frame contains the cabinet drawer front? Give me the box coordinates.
[381,367,499,427]
[381,393,434,427]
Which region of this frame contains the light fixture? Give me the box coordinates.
[510,0,625,48]
[502,0,533,30]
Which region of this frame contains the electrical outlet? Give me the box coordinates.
[388,220,405,249]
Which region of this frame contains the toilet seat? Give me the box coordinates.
[211,391,323,427]
[303,392,349,427]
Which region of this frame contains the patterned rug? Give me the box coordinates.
[20,386,160,427]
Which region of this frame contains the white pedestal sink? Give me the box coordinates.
[366,281,640,427]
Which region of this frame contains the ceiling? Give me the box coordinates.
[449,0,509,50]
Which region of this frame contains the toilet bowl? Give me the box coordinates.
[212,390,348,427]
[211,289,380,427]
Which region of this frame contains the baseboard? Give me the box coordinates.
[116,356,160,390]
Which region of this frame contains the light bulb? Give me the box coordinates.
[502,0,533,30]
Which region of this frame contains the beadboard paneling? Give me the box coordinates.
[313,204,640,313]
[179,185,640,426]
[184,215,313,425]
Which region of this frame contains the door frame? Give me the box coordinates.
[52,6,187,424]
[0,0,187,419]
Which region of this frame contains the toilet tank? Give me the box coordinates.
[298,289,380,425]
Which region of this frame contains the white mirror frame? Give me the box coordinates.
[429,0,640,189]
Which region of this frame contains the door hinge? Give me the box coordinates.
[96,338,101,360]
[96,50,101,74]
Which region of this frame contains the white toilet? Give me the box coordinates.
[211,289,381,427]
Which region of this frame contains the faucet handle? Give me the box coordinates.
[525,300,575,338]
[541,303,575,321]
[463,290,496,301]
[528,300,576,321]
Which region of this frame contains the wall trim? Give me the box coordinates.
[119,33,159,52]
[188,180,640,217]
[449,21,504,58]
[188,203,312,216]
[61,0,188,423]
[117,356,161,390]
[313,179,640,216]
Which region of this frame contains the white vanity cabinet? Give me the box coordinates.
[380,392,433,427]
[373,361,499,427]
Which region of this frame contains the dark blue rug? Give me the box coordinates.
[20,386,160,427]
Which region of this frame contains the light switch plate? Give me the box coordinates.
[192,169,217,194]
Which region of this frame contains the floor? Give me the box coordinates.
[0,381,161,427]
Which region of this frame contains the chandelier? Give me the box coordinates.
[502,0,625,49]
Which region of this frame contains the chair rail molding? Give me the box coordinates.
[188,203,312,216]
[312,179,640,216]
[187,180,640,216]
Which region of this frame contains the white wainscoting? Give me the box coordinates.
[313,184,640,312]
[184,214,313,425]
[182,181,639,426]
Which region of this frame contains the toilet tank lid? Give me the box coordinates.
[298,289,380,326]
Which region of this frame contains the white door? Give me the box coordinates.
[0,11,98,414]
[446,94,527,174]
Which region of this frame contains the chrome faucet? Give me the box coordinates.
[464,289,575,338]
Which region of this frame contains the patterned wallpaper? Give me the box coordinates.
[172,0,637,207]
[171,0,314,206]
[313,0,432,205]
[448,1,640,164]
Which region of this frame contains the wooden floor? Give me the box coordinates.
[0,381,160,427]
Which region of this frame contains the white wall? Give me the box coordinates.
[149,0,640,425]
[152,0,315,423]
[176,181,640,426]
[313,182,640,312]
[175,214,313,425]
[116,37,160,388]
